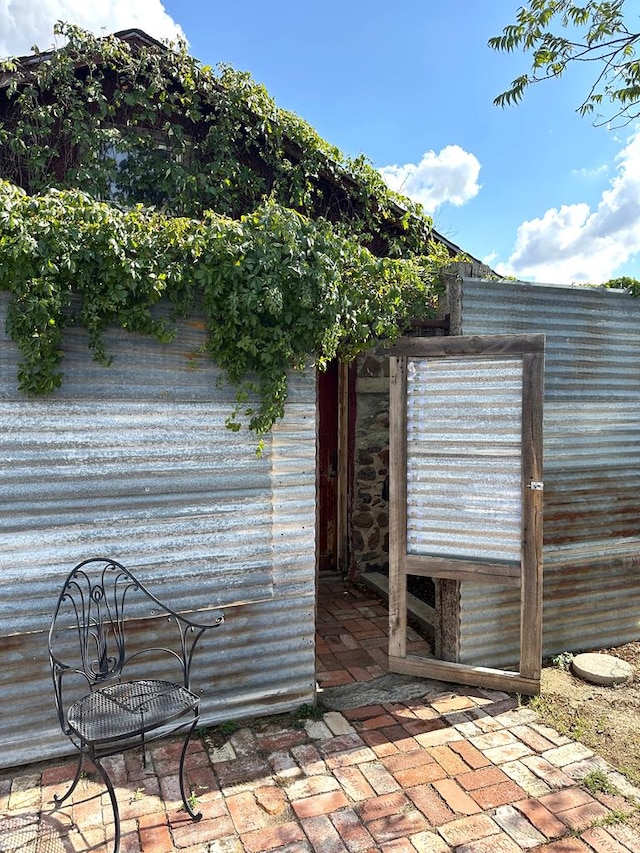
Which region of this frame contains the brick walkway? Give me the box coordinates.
[1,575,639,852]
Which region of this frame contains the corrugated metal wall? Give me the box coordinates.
[455,279,640,666]
[0,295,317,768]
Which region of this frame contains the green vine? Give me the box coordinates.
[0,23,452,433]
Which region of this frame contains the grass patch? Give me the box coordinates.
[526,670,640,790]
[580,769,619,797]
[528,693,606,742]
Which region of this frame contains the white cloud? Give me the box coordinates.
[499,128,640,284]
[379,145,481,214]
[482,250,499,268]
[0,0,186,58]
[572,164,609,179]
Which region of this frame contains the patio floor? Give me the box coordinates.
[1,572,639,853]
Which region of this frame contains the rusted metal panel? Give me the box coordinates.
[457,279,640,665]
[543,401,640,545]
[460,547,640,668]
[0,297,316,768]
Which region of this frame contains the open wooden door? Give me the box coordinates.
[318,361,339,571]
[387,334,545,695]
[317,360,351,573]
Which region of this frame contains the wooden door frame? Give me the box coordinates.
[386,334,545,695]
[316,360,353,575]
[335,361,352,573]
[317,361,340,572]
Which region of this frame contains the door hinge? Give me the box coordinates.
[528,481,544,491]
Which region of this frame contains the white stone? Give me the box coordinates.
[322,711,355,736]
[209,742,236,763]
[501,760,552,797]
[229,727,258,756]
[571,652,634,686]
[494,804,546,849]
[304,720,333,740]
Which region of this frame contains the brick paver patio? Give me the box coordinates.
[1,574,639,852]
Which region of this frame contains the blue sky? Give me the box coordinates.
[3,0,640,283]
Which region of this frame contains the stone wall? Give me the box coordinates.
[350,351,391,576]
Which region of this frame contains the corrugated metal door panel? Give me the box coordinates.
[0,301,317,768]
[458,279,640,665]
[406,357,523,563]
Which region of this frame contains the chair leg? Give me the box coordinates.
[92,755,121,853]
[53,752,83,805]
[179,717,202,822]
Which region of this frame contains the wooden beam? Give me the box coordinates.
[389,655,540,696]
[520,349,545,681]
[405,555,521,586]
[381,334,545,359]
[336,361,349,573]
[388,356,408,659]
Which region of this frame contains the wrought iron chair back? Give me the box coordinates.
[48,557,224,853]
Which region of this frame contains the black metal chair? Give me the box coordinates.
[48,557,224,853]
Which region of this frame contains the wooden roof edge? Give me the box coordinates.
[0,28,169,86]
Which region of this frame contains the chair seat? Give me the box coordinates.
[67,680,199,744]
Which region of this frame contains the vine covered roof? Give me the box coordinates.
[0,24,470,434]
